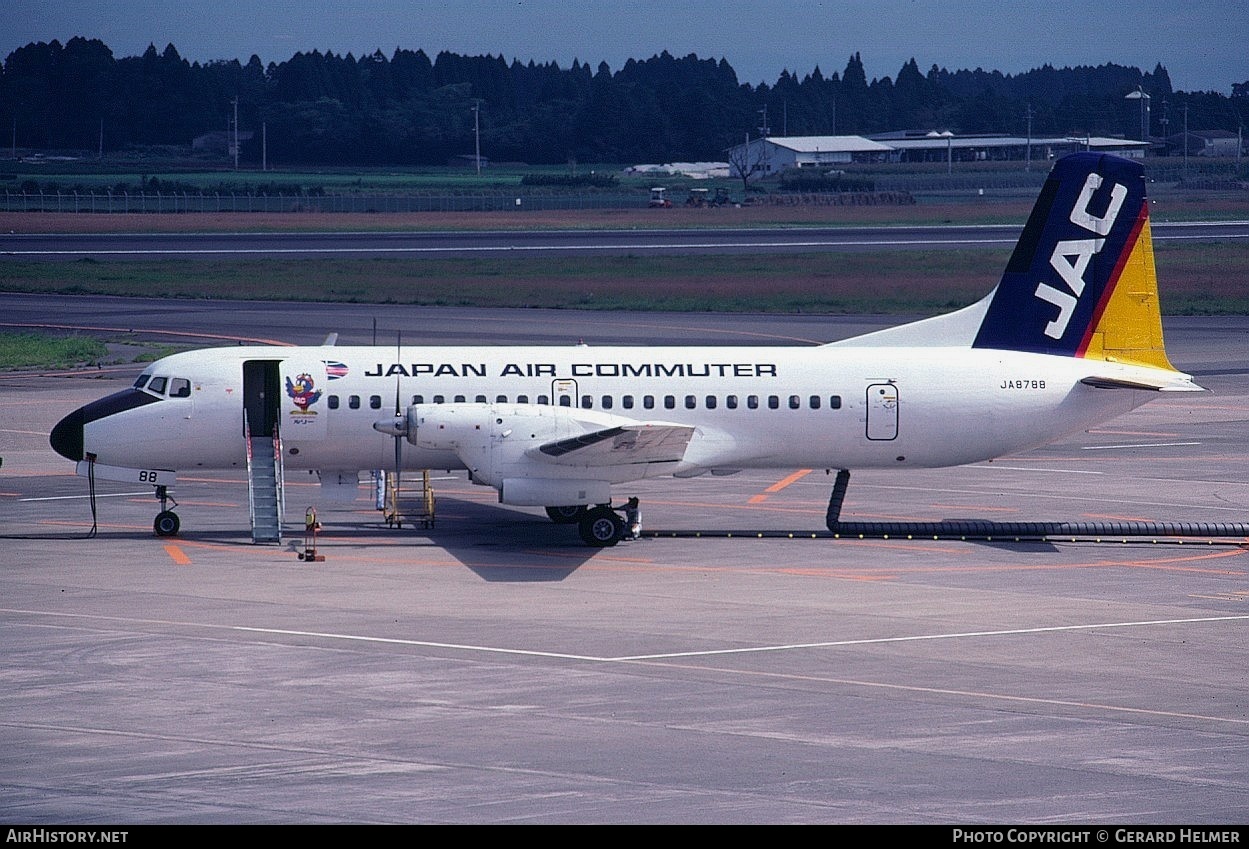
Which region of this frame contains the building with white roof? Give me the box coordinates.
[725,132,1150,180]
[726,135,893,178]
[872,131,1149,163]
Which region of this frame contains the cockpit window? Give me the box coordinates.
[148,376,168,395]
[133,374,150,389]
[169,378,191,398]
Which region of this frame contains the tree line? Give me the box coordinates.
[2,37,1246,166]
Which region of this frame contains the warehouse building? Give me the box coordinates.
[726,132,1150,180]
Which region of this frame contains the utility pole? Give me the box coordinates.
[1183,103,1189,180]
[758,106,770,175]
[472,101,481,176]
[1025,103,1034,171]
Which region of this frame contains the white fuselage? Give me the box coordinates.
[79,343,1155,486]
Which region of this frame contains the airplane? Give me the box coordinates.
[49,152,1201,546]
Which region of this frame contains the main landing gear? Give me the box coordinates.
[153,484,180,537]
[578,505,626,547]
[545,503,628,547]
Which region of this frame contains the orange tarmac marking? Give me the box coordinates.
[749,469,813,503]
[162,545,192,565]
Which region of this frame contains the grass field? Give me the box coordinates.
[2,184,1247,317]
[2,226,1246,315]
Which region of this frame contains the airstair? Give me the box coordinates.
[246,424,285,543]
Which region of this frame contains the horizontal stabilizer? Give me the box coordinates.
[536,423,695,467]
[1080,373,1203,392]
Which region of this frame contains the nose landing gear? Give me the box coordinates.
[153,485,180,537]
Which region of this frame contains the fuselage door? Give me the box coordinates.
[866,381,899,441]
[552,378,578,408]
[243,360,281,438]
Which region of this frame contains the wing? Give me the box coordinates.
[533,423,696,467]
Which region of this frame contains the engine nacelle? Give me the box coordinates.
[408,405,495,451]
[401,403,635,490]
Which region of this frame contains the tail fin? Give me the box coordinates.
[972,152,1175,370]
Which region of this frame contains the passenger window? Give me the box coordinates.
[433,395,445,404]
[789,395,801,409]
[537,395,549,405]
[169,378,191,398]
[622,395,634,409]
[601,395,613,410]
[747,395,759,409]
[559,396,571,407]
[496,395,507,403]
[643,395,655,410]
[581,395,593,409]
[412,395,424,404]
[809,395,821,409]
[517,394,529,404]
[454,395,466,403]
[348,395,360,409]
[664,395,676,410]
[476,395,487,403]
[328,395,340,409]
[685,395,696,409]
[705,395,717,409]
[726,395,738,409]
[768,396,780,410]
[148,376,168,395]
[830,395,842,409]
[370,395,382,409]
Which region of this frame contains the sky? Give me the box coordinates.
[5,0,1247,94]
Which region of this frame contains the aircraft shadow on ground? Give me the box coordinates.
[304,495,600,582]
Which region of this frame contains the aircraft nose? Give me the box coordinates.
[50,408,86,462]
[49,387,162,464]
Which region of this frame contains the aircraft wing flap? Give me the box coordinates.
[534,423,695,467]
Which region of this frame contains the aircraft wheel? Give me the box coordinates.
[546,505,588,524]
[153,510,181,537]
[578,507,622,547]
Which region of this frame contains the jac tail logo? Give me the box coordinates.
[286,373,322,414]
[1034,172,1127,340]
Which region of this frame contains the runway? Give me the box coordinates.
[2,220,1247,260]
[2,298,1249,824]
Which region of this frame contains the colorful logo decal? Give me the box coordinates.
[324,360,349,380]
[286,373,322,413]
